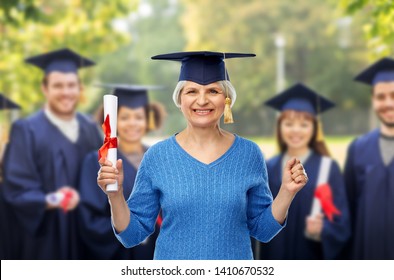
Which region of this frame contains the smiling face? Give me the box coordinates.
[179,81,226,128]
[278,110,315,151]
[42,71,82,119]
[117,106,147,143]
[373,82,394,128]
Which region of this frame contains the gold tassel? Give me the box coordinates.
[224,97,234,124]
[149,109,156,130]
[316,120,325,142]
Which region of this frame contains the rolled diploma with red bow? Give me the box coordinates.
[103,94,118,192]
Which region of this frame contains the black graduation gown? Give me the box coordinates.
[344,129,394,259]
[78,150,159,260]
[1,155,25,260]
[258,152,351,260]
[0,181,8,259]
[2,110,102,259]
[0,181,23,259]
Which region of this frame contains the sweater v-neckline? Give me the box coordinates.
[170,133,239,168]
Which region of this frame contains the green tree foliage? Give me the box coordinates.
[0,0,45,26]
[92,0,187,134]
[0,0,377,136]
[340,0,394,57]
[0,0,137,114]
[180,0,371,135]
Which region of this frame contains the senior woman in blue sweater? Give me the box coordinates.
[97,51,308,260]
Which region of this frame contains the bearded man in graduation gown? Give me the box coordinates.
[2,48,103,259]
[344,58,394,260]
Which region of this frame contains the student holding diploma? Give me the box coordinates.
[256,83,350,260]
[97,51,308,260]
[79,84,165,259]
[2,48,102,259]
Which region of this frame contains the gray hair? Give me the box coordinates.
[172,80,237,108]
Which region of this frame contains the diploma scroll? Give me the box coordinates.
[305,157,332,241]
[103,95,118,192]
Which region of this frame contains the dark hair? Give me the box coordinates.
[93,102,167,133]
[42,76,49,86]
[93,104,105,124]
[145,102,167,132]
[276,110,330,156]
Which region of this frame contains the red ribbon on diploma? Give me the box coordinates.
[314,183,341,222]
[60,190,73,213]
[98,114,118,161]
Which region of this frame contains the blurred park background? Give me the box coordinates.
[1,0,394,168]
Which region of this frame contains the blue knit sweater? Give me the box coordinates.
[115,134,284,259]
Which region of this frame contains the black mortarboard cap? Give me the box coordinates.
[25,48,95,74]
[354,57,394,86]
[151,51,255,85]
[96,83,163,108]
[264,83,335,116]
